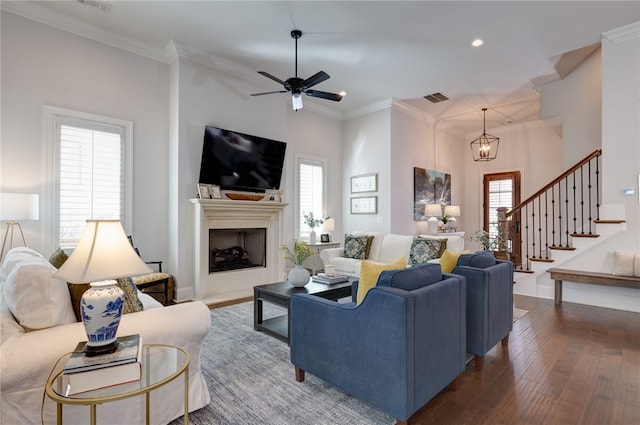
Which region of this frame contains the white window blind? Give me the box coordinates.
[58,119,124,248]
[488,179,513,239]
[298,159,324,240]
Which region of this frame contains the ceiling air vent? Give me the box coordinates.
[423,92,449,103]
[76,0,113,13]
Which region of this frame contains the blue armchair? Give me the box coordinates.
[452,251,514,371]
[290,263,466,425]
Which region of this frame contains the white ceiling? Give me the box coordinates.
[4,1,639,135]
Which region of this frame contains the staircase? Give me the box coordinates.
[502,150,636,311]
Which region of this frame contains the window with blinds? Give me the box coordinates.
[297,158,325,240]
[58,119,125,249]
[487,179,513,239]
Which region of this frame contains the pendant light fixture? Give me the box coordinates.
[470,108,499,161]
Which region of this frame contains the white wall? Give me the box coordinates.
[540,48,602,167]
[285,107,343,242]
[1,12,170,260]
[342,108,391,235]
[463,121,563,245]
[601,23,640,248]
[389,105,432,235]
[1,13,344,302]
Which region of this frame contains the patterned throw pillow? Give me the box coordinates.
[409,238,444,265]
[115,277,144,314]
[343,234,370,260]
[49,247,69,269]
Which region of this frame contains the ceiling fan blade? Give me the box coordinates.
[250,90,288,97]
[257,71,285,86]
[301,71,330,90]
[305,90,343,102]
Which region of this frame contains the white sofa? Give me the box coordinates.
[0,248,211,425]
[320,232,465,278]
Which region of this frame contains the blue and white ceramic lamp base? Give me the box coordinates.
[80,279,124,356]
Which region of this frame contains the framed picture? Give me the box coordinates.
[351,196,377,214]
[211,184,222,199]
[351,173,378,194]
[320,233,330,243]
[198,183,212,199]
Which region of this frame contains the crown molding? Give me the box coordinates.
[602,21,640,43]
[2,2,166,63]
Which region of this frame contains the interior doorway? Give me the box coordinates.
[483,171,521,264]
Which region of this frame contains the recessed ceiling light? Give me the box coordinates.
[471,38,484,47]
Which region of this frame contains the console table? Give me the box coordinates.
[303,242,340,275]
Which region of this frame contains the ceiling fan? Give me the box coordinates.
[251,29,343,111]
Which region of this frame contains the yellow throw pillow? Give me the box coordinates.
[356,256,406,304]
[439,249,469,273]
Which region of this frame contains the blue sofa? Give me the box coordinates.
[289,263,466,425]
[452,251,514,370]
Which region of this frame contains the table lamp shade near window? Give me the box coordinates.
[0,193,39,221]
[54,220,152,356]
[323,217,335,233]
[0,193,39,260]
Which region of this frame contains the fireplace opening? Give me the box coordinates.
[209,228,266,273]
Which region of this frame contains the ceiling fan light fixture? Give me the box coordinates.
[470,108,499,161]
[292,92,303,110]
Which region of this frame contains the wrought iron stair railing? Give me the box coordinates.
[503,149,602,272]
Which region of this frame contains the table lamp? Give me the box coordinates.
[424,204,441,235]
[322,217,335,241]
[54,220,151,356]
[444,205,461,231]
[0,193,39,260]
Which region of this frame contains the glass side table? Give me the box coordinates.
[46,344,190,425]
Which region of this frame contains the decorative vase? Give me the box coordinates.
[309,230,317,244]
[288,265,311,287]
[80,279,125,356]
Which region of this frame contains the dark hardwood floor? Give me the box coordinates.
[410,294,640,425]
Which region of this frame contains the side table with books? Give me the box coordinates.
[46,337,190,425]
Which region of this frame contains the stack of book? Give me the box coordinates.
[62,334,143,395]
[312,273,349,284]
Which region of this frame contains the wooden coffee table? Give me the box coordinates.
[254,279,352,344]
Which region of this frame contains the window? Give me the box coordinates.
[45,107,133,250]
[296,156,326,241]
[483,171,521,260]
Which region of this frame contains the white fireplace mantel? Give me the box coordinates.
[191,198,288,304]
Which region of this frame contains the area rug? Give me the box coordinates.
[169,301,394,425]
[513,307,529,323]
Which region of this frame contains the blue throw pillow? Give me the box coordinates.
[376,263,442,291]
[457,251,496,268]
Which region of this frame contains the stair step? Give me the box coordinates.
[549,245,576,251]
[594,219,625,224]
[570,233,600,238]
[530,257,554,263]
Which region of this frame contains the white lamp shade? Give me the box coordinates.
[323,217,335,232]
[444,205,461,217]
[54,220,152,283]
[0,193,39,221]
[424,204,442,217]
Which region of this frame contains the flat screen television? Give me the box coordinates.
[198,126,287,192]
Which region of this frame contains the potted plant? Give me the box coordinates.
[303,212,323,244]
[280,240,314,287]
[467,229,508,254]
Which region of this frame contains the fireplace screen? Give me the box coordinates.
[209,228,266,273]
